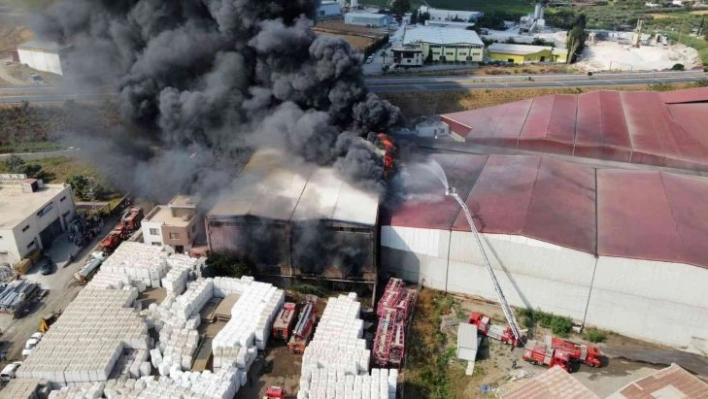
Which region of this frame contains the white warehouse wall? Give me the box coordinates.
[381,226,708,348]
[17,49,63,75]
[585,256,708,347]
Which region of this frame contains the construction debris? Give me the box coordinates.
[0,279,39,315]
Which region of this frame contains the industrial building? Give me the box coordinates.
[317,1,341,18]
[15,40,68,76]
[487,43,568,64]
[141,195,202,254]
[0,175,75,265]
[381,149,708,347]
[418,6,482,22]
[424,20,476,29]
[392,45,425,67]
[402,26,484,63]
[344,12,392,28]
[206,149,379,282]
[439,87,708,171]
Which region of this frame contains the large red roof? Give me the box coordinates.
[440,87,708,171]
[384,153,708,269]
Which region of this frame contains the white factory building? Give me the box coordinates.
[419,6,482,22]
[397,26,485,64]
[16,40,68,76]
[344,12,393,28]
[317,1,342,18]
[382,153,708,350]
[0,175,76,265]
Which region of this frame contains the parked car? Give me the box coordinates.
[36,256,54,275]
[366,55,373,63]
[22,338,40,358]
[0,361,21,382]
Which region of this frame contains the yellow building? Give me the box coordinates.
[487,43,568,64]
[402,26,485,63]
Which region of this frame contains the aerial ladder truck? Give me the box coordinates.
[446,187,523,346]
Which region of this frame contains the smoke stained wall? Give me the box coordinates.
[35,0,402,204]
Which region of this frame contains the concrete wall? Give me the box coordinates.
[381,225,708,348]
[141,220,164,247]
[17,49,63,75]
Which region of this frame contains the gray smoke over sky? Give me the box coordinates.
[35,0,402,204]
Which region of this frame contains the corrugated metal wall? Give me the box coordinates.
[381,227,708,347]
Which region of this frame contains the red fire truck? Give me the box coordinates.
[522,340,571,371]
[469,312,521,346]
[548,335,603,368]
[272,302,297,341]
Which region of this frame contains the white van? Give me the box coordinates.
[0,361,22,382]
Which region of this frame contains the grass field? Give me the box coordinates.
[378,83,699,120]
[0,156,98,184]
[0,0,54,10]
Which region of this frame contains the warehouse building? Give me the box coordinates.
[419,6,482,22]
[402,26,484,63]
[141,195,202,254]
[424,20,476,29]
[16,40,68,76]
[317,1,342,18]
[206,149,379,282]
[440,87,708,171]
[487,43,567,64]
[381,151,708,348]
[344,12,392,27]
[0,175,75,266]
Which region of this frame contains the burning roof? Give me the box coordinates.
[208,149,379,226]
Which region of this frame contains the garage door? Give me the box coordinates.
[39,218,63,249]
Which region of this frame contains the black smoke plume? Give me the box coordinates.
[34,0,402,203]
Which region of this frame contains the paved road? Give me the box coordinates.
[0,148,79,160]
[0,71,705,103]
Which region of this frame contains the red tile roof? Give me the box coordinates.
[502,365,600,399]
[440,88,708,171]
[384,152,708,269]
[609,363,708,398]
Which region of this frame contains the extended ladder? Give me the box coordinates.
[448,190,522,344]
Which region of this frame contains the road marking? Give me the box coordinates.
[415,84,427,91]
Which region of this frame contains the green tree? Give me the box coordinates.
[410,10,418,25]
[2,155,45,179]
[391,0,410,17]
[203,253,251,278]
[566,14,589,64]
[66,174,105,201]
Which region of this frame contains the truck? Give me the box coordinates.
[121,207,144,232]
[74,252,106,283]
[547,335,603,368]
[100,226,127,255]
[288,296,317,354]
[469,312,521,346]
[264,386,285,399]
[522,339,571,371]
[272,302,297,341]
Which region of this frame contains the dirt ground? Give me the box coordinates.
[235,343,302,399]
[378,83,697,121]
[403,290,685,398]
[317,32,375,51]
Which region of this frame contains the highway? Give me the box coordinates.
[0,71,705,103]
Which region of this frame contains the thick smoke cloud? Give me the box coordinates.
[35,0,402,202]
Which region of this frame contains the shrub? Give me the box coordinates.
[516,308,573,336]
[671,63,685,71]
[585,329,607,343]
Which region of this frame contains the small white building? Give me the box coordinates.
[402,26,485,63]
[419,6,482,22]
[0,175,76,265]
[317,1,342,18]
[141,195,200,254]
[16,40,68,76]
[344,12,392,27]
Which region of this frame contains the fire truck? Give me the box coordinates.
[547,335,603,368]
[99,225,127,255]
[121,207,144,232]
[272,302,297,341]
[468,312,521,346]
[522,340,571,371]
[288,296,317,354]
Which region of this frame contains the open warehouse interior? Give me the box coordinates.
[207,149,379,284]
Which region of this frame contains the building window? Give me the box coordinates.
[169,232,181,239]
[27,241,35,249]
[149,228,159,236]
[152,242,161,246]
[60,196,66,202]
[22,225,30,232]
